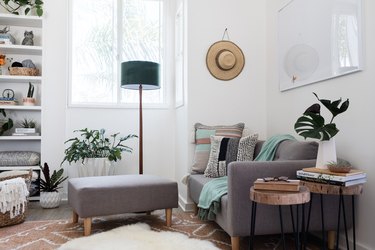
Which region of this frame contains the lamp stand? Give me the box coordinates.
[139,84,143,175]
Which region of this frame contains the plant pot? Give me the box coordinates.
[40,192,61,209]
[77,158,114,177]
[316,138,337,169]
[23,97,36,106]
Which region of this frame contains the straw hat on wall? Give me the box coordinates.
[206,40,245,81]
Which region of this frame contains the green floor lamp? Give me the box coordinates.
[121,61,160,174]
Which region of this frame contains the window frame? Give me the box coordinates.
[67,0,169,109]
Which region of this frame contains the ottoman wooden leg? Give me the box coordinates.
[166,208,172,227]
[72,211,79,223]
[231,236,240,250]
[84,218,92,236]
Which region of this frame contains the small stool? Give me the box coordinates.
[249,186,310,250]
[302,181,363,250]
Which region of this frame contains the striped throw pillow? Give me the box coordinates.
[204,134,258,178]
[192,123,245,173]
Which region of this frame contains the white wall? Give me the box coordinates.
[41,0,176,192]
[266,0,375,249]
[175,0,268,208]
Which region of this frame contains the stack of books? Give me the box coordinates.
[297,167,366,187]
[254,178,300,192]
[12,128,40,136]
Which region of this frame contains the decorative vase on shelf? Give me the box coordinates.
[22,97,36,106]
[315,138,337,169]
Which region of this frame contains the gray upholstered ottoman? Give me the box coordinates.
[68,175,178,236]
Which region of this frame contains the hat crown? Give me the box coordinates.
[217,50,236,70]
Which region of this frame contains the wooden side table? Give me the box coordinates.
[301,181,364,250]
[249,186,310,250]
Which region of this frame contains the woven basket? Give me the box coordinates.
[0,204,27,227]
[9,67,39,76]
[0,170,32,227]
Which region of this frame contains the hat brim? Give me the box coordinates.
[206,41,245,81]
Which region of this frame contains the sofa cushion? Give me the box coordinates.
[188,174,215,204]
[274,140,318,161]
[204,134,258,178]
[192,123,244,173]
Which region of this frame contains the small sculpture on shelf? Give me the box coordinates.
[0,26,16,45]
[21,31,34,46]
[23,82,36,106]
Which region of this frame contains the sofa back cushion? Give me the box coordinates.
[274,140,318,161]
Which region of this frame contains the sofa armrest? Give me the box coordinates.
[225,160,316,236]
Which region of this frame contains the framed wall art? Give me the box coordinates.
[278,0,364,91]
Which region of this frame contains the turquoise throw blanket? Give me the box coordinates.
[254,134,296,161]
[198,176,228,220]
[197,134,295,221]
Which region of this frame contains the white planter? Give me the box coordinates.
[316,138,337,169]
[77,158,114,177]
[40,192,61,209]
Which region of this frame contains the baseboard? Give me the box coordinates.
[178,194,195,212]
[339,236,371,250]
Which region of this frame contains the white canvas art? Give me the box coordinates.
[278,0,364,91]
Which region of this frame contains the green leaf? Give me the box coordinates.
[313,92,350,119]
[24,7,30,15]
[294,113,338,141]
[36,8,43,17]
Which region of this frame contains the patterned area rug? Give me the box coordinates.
[0,211,320,250]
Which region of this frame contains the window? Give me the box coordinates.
[70,0,165,106]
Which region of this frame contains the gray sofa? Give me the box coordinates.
[188,140,352,250]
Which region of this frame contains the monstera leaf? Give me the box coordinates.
[294,112,339,141]
[294,93,349,141]
[313,92,349,122]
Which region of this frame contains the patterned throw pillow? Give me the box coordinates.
[192,123,245,173]
[204,134,258,178]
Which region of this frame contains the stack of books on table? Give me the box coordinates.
[297,167,366,187]
[253,178,300,192]
[12,128,40,136]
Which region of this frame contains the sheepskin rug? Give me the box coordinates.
[59,223,220,250]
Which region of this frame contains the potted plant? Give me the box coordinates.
[22,82,36,106]
[0,109,13,136]
[39,162,68,208]
[62,128,137,177]
[294,92,349,169]
[0,0,43,16]
[14,118,37,135]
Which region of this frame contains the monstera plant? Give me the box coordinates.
[294,93,349,141]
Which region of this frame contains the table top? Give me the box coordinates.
[301,181,363,196]
[250,186,310,205]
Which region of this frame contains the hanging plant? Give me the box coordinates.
[0,0,43,17]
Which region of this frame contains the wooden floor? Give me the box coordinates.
[27,200,72,221]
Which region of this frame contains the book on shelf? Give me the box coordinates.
[302,167,364,176]
[15,128,36,134]
[253,179,300,192]
[297,175,367,187]
[12,132,40,136]
[296,170,366,182]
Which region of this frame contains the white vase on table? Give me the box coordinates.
[315,138,337,169]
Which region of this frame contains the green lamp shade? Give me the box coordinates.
[121,61,160,90]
